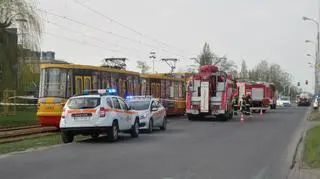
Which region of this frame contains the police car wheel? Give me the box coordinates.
[160,117,167,131]
[147,119,153,133]
[62,132,74,143]
[107,121,119,142]
[131,119,139,138]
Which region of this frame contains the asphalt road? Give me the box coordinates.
[0,106,309,179]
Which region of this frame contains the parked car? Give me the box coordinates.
[277,96,291,107]
[126,96,167,133]
[59,89,140,143]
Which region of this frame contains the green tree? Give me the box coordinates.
[0,0,42,50]
[255,60,269,81]
[136,60,150,74]
[195,42,214,67]
[0,0,42,93]
[251,60,295,95]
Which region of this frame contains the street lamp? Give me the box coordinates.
[303,16,320,94]
[149,52,156,74]
[306,39,316,45]
[307,53,316,60]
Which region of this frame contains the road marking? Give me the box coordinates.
[251,166,268,179]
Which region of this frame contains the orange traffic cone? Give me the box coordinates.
[240,114,244,122]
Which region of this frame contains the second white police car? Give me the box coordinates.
[59,89,140,143]
[126,96,167,133]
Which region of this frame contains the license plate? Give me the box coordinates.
[192,111,199,115]
[74,117,90,120]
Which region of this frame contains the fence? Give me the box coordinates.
[0,89,38,127]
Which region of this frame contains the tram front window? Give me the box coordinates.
[40,68,68,98]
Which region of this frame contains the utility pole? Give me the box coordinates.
[149,52,156,74]
[161,58,178,73]
[303,16,320,94]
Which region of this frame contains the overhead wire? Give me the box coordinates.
[73,0,194,57]
[44,18,143,57]
[37,8,183,58]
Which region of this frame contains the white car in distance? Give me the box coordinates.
[277,96,291,107]
[126,96,167,133]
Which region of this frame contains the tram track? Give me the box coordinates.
[0,125,59,144]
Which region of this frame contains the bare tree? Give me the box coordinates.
[0,0,42,50]
[193,43,237,73]
[137,60,150,74]
[213,55,237,73]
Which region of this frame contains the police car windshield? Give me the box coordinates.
[67,97,101,109]
[280,97,289,101]
[127,101,150,110]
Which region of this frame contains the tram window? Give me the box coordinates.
[40,68,68,97]
[66,70,73,97]
[93,75,100,89]
[76,78,82,95]
[84,78,91,90]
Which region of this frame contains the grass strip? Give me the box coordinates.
[303,125,320,168]
[0,133,88,155]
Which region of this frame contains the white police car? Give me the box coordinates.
[126,96,166,133]
[59,89,140,143]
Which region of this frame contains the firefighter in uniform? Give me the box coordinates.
[232,93,239,115]
[241,93,252,115]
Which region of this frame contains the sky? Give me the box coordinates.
[38,0,318,92]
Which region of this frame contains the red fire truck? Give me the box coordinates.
[235,81,274,113]
[185,65,236,121]
[297,92,312,106]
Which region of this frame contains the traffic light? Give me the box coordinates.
[298,82,300,86]
[306,80,308,85]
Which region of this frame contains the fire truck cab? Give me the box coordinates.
[186,65,235,121]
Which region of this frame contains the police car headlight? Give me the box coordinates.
[140,113,147,119]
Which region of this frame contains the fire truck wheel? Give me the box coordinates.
[220,112,229,121]
[187,114,195,121]
[229,111,234,119]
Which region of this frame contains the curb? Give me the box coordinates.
[286,107,312,178]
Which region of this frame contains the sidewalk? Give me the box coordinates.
[288,117,320,179]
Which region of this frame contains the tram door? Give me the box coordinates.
[75,76,92,94]
[151,82,161,98]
